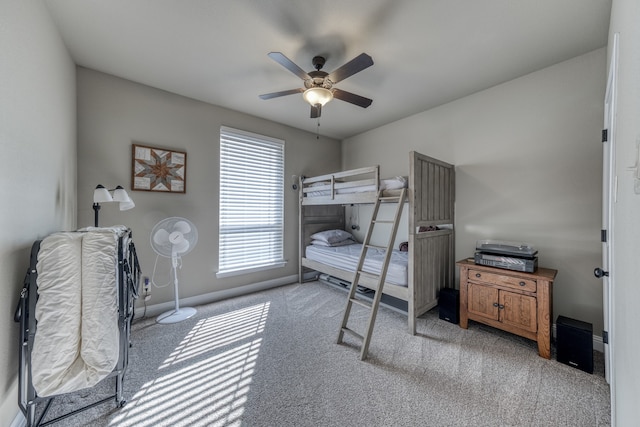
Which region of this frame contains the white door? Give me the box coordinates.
[599,33,619,386]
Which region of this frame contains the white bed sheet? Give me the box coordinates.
[32,227,125,397]
[307,176,407,197]
[306,243,408,286]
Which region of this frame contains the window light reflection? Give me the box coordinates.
[110,302,269,427]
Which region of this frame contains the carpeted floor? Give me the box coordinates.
[34,281,610,426]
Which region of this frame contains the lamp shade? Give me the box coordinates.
[93,185,113,203]
[92,184,135,227]
[303,87,333,106]
[112,186,132,203]
[119,200,135,211]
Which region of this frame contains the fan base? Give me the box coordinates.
[157,307,197,324]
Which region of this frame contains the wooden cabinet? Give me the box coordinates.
[457,259,557,359]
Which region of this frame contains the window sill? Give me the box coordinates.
[216,261,287,279]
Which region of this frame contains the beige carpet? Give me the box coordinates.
[33,281,610,426]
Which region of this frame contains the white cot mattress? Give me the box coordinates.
[305,243,408,286]
[31,226,126,397]
[307,176,407,197]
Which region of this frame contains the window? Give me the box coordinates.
[217,126,285,277]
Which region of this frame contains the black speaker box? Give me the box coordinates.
[439,288,459,324]
[556,315,593,374]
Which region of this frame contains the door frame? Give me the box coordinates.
[602,31,619,404]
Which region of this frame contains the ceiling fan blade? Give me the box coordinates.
[332,89,373,108]
[310,104,321,118]
[259,88,304,100]
[268,52,310,80]
[327,53,374,84]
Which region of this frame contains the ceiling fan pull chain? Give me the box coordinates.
[316,118,320,140]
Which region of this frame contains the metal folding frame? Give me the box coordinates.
[14,229,140,427]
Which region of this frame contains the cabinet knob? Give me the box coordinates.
[493,302,499,307]
[475,273,481,278]
[519,281,526,286]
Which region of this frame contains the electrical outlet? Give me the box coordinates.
[144,294,151,301]
[143,276,150,292]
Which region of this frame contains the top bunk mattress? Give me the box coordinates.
[306,176,407,197]
[300,165,408,205]
[305,243,408,287]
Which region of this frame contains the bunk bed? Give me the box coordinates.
[299,151,455,334]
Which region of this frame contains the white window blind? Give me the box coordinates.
[218,126,285,277]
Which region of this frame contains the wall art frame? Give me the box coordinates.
[131,143,187,193]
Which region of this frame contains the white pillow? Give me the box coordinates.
[311,238,356,247]
[310,229,353,244]
[380,176,408,190]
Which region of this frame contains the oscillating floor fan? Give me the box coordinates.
[150,217,198,324]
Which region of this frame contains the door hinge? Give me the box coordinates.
[603,330,609,344]
[602,129,608,142]
[601,229,607,243]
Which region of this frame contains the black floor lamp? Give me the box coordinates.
[93,185,135,227]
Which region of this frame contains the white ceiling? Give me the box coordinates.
[43,0,611,140]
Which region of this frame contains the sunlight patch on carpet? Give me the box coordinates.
[160,302,269,368]
[109,302,269,427]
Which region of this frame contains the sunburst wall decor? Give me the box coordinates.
[132,143,186,193]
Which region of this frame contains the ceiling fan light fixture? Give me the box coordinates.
[303,87,333,107]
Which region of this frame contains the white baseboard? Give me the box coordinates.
[3,378,24,427]
[10,413,25,427]
[593,334,604,353]
[135,274,299,319]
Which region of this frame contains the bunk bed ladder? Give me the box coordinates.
[337,188,406,360]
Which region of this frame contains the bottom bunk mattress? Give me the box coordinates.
[31,226,126,397]
[305,243,408,286]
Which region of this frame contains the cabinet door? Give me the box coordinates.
[500,291,537,333]
[468,283,499,321]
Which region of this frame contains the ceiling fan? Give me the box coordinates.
[259,52,374,118]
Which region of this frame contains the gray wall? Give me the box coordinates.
[0,1,77,422]
[609,0,640,423]
[343,49,607,336]
[6,2,640,424]
[76,68,341,309]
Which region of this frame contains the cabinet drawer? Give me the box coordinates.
[467,269,537,292]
